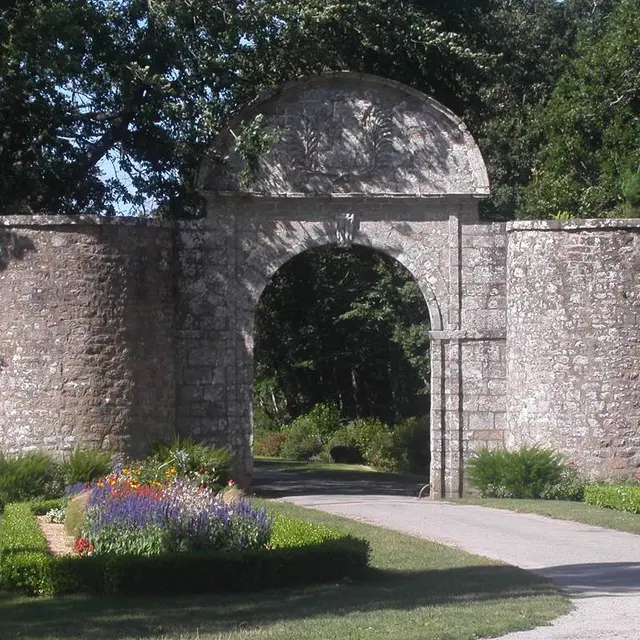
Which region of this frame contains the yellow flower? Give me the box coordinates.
[122,468,131,476]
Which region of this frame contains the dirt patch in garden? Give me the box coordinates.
[37,516,74,556]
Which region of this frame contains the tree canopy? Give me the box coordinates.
[254,246,430,426]
[1,2,636,215]
[521,0,640,218]
[1,0,492,217]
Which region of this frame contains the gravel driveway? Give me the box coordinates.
[279,494,640,640]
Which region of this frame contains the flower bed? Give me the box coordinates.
[75,476,271,556]
[0,477,370,596]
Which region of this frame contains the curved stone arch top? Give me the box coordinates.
[240,224,445,333]
[198,72,489,198]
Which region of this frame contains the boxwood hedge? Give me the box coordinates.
[584,484,640,514]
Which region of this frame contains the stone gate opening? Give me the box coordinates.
[252,242,432,474]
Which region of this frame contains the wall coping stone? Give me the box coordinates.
[430,330,506,341]
[507,219,640,232]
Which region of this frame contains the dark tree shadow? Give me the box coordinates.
[0,230,36,270]
[252,464,428,498]
[0,564,560,640]
[536,561,640,596]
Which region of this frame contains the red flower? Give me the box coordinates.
[73,537,95,556]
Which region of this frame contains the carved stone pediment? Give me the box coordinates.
[199,72,489,198]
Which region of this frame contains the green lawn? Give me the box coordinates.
[0,501,570,640]
[454,497,640,536]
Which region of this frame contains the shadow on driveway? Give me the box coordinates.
[252,464,428,498]
[537,562,640,596]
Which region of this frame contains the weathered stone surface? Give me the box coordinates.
[198,72,489,198]
[506,222,640,478]
[0,220,176,458]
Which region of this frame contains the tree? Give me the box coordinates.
[521,0,639,218]
[471,0,616,220]
[254,246,430,426]
[0,0,491,217]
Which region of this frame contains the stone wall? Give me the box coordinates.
[1,73,638,493]
[506,220,640,477]
[0,217,177,458]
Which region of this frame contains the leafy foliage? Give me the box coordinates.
[584,484,640,514]
[145,437,232,489]
[0,0,491,217]
[255,246,431,427]
[0,452,64,502]
[269,515,347,548]
[538,466,585,502]
[521,0,640,218]
[0,502,54,595]
[62,448,112,485]
[467,447,567,499]
[253,431,288,458]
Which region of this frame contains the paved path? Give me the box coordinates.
[279,494,640,640]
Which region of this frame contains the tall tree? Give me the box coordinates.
[0,0,490,217]
[472,0,615,220]
[521,0,640,218]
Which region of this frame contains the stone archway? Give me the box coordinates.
[185,72,508,497]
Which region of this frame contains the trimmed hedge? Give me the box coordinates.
[28,498,63,516]
[584,484,640,514]
[0,503,370,597]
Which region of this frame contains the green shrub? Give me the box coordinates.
[280,422,323,460]
[0,452,64,502]
[539,466,585,501]
[390,416,429,474]
[467,447,565,499]
[28,498,63,516]
[0,503,55,595]
[254,431,287,457]
[253,406,281,433]
[0,503,369,596]
[324,425,362,463]
[299,403,342,438]
[0,493,5,514]
[584,484,640,514]
[351,418,395,470]
[62,448,112,485]
[269,515,344,547]
[279,403,344,461]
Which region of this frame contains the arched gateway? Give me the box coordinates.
[2,73,637,495]
[193,72,505,497]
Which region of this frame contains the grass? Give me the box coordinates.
[454,498,640,536]
[0,500,570,640]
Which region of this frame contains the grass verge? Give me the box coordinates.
[0,500,570,640]
[453,498,640,535]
